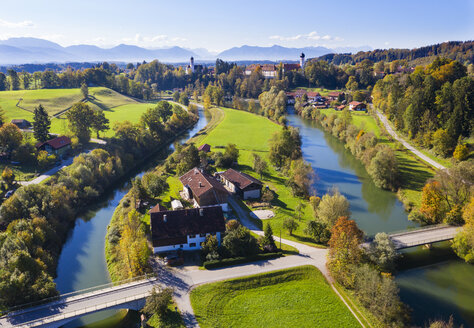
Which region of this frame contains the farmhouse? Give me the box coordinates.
[198,144,211,153]
[150,205,226,253]
[349,101,367,111]
[35,136,71,157]
[219,168,263,199]
[11,119,31,129]
[180,168,229,211]
[327,91,343,101]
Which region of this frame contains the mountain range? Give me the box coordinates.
[0,37,372,65]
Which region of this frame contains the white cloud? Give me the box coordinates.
[269,31,342,43]
[120,33,187,46]
[0,19,35,28]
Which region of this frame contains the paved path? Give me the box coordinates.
[375,109,446,170]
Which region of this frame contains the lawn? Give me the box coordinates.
[317,107,435,208]
[291,87,343,97]
[197,107,320,246]
[190,265,360,328]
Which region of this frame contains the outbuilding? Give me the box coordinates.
[220,168,263,199]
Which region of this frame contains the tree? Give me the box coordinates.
[328,216,363,287]
[66,103,95,143]
[252,153,268,179]
[201,235,220,261]
[179,92,189,106]
[286,159,315,197]
[317,188,350,228]
[80,82,89,99]
[141,172,168,198]
[432,128,454,157]
[91,109,110,138]
[0,106,6,126]
[452,197,474,263]
[142,287,173,317]
[367,232,398,271]
[222,221,259,257]
[172,91,180,102]
[0,123,23,157]
[32,104,51,142]
[261,187,274,203]
[304,220,331,244]
[367,146,399,191]
[2,166,15,188]
[453,143,469,161]
[283,217,299,235]
[261,223,277,252]
[419,181,446,224]
[7,69,19,90]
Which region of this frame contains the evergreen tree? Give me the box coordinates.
[261,223,276,251]
[80,82,89,99]
[33,105,51,142]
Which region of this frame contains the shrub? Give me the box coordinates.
[304,220,331,244]
[203,252,282,269]
[453,143,469,161]
[143,287,173,317]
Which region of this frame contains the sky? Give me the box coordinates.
[0,0,473,52]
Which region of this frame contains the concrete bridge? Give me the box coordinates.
[366,225,460,250]
[0,277,159,328]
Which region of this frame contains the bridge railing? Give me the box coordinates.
[1,273,157,317]
[387,224,451,237]
[20,289,156,327]
[393,233,457,249]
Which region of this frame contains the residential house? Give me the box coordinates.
[327,92,343,101]
[349,101,367,111]
[219,168,263,199]
[180,168,229,211]
[35,136,72,157]
[11,119,31,129]
[198,144,211,153]
[336,105,346,111]
[151,206,226,253]
[244,64,277,78]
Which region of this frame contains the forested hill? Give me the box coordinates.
[313,41,474,65]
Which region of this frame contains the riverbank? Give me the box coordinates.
[305,107,435,210]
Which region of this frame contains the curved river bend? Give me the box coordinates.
[54,107,473,327]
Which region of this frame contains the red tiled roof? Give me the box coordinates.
[151,206,226,247]
[180,168,228,198]
[349,101,362,106]
[150,203,167,213]
[306,92,320,98]
[283,63,300,71]
[328,92,343,97]
[337,105,346,109]
[220,168,262,190]
[198,144,211,152]
[36,136,71,150]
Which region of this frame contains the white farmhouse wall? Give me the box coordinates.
[243,189,260,200]
[153,232,222,254]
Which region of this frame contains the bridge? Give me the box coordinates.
[365,225,460,250]
[0,276,159,328]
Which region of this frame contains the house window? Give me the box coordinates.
[180,245,183,248]
[189,235,195,239]
[199,233,206,237]
[189,243,196,247]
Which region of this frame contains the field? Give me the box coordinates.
[190,266,360,328]
[0,87,157,137]
[291,87,343,97]
[317,107,435,207]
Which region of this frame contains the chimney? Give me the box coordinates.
[199,208,204,216]
[199,181,203,188]
[163,214,167,223]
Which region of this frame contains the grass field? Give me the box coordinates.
[0,87,158,137]
[190,266,360,328]
[291,87,343,97]
[317,107,435,208]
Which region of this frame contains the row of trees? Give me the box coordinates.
[302,107,400,191]
[372,58,473,158]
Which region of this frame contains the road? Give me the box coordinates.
[158,196,365,328]
[389,225,459,249]
[375,110,446,170]
[18,156,76,186]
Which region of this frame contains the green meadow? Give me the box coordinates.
[190,266,360,328]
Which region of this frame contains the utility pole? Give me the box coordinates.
[280,229,282,250]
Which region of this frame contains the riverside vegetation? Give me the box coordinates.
[0,100,197,310]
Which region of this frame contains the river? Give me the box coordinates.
[54,106,211,327]
[54,105,473,328]
[287,108,474,327]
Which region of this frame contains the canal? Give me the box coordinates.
[287,108,474,327]
[54,106,210,327]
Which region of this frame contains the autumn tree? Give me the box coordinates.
[453,143,469,161]
[328,216,363,287]
[2,166,15,188]
[33,104,51,142]
[0,123,23,157]
[317,188,350,228]
[452,196,474,263]
[419,181,446,224]
[80,82,89,99]
[252,153,268,179]
[286,159,315,197]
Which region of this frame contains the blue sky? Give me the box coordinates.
[1,0,472,51]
